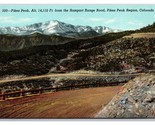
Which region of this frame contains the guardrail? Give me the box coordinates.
[0,81,127,101]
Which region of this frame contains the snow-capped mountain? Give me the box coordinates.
[0,20,120,37]
[94,26,120,34]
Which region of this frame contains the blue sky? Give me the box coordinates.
[0,5,155,30]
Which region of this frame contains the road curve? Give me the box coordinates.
[0,73,143,84]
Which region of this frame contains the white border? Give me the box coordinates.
[1,120,155,125]
[0,0,155,125]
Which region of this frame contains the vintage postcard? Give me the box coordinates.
[0,4,154,119]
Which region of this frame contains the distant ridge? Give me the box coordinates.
[0,20,120,38]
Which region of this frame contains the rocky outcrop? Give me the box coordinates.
[0,32,131,77]
[96,74,155,118]
[84,37,155,72]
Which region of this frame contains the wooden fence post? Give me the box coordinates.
[39,88,43,94]
[2,92,5,100]
[20,89,24,97]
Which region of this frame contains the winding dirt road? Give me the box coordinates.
[0,86,122,118]
[0,73,141,84]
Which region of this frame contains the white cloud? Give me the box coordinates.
[64,17,116,24]
[127,21,135,25]
[127,21,143,26]
[0,16,34,24]
[63,17,76,21]
[88,18,105,22]
[87,18,116,24]
[104,18,116,24]
[0,16,14,20]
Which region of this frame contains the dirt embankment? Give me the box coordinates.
[0,74,135,93]
[0,86,121,118]
[123,33,155,38]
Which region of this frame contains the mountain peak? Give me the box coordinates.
[0,20,120,37]
[46,20,60,24]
